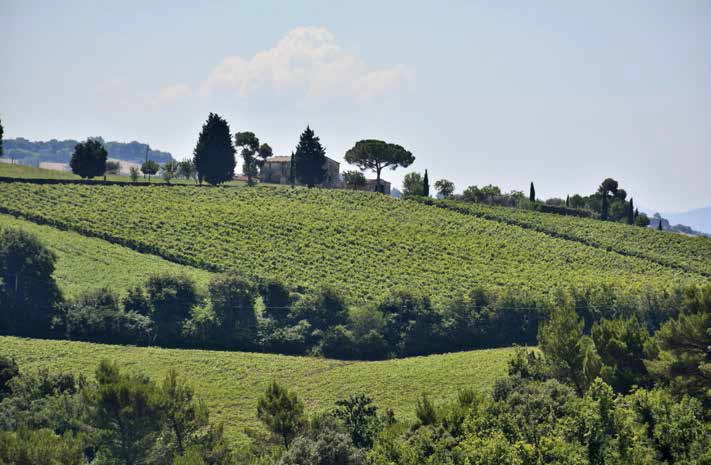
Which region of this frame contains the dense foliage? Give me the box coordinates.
[344,140,414,193]
[2,288,709,464]
[70,139,108,179]
[193,113,237,185]
[293,126,327,188]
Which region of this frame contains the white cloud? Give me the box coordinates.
[201,26,413,101]
[151,84,193,106]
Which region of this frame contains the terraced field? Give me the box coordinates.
[0,213,213,297]
[0,181,706,304]
[0,336,513,446]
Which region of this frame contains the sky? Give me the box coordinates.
[1,0,709,212]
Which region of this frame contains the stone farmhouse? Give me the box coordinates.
[255,155,391,194]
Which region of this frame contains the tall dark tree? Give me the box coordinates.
[601,191,609,220]
[529,182,536,202]
[657,219,663,231]
[70,139,107,179]
[208,272,258,349]
[627,198,635,225]
[293,126,327,188]
[422,169,430,197]
[193,113,236,185]
[289,152,296,187]
[566,195,570,207]
[344,139,415,193]
[0,228,61,337]
[0,117,3,157]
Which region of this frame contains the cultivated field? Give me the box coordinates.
[0,213,213,297]
[0,181,705,305]
[0,336,514,446]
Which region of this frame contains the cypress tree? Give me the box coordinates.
[601,192,609,220]
[627,198,634,225]
[293,126,327,188]
[423,169,430,197]
[529,182,536,202]
[0,117,3,157]
[289,152,295,188]
[565,195,570,207]
[193,113,236,185]
[658,219,663,231]
[634,208,639,218]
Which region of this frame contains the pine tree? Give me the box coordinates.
[566,195,570,207]
[529,182,536,202]
[193,113,236,185]
[293,126,327,188]
[423,169,430,197]
[601,192,609,220]
[289,152,295,188]
[658,220,663,231]
[627,197,634,225]
[0,117,3,157]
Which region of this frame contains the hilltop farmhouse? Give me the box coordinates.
[257,155,390,194]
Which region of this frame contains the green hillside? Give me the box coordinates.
[0,182,706,304]
[0,162,244,185]
[0,336,513,446]
[0,214,212,297]
[421,198,711,276]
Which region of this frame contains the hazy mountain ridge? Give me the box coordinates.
[2,137,173,166]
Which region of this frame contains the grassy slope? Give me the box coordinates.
[0,182,705,304]
[0,162,244,186]
[0,336,513,445]
[0,213,212,297]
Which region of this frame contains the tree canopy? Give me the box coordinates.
[293,126,327,188]
[434,179,455,198]
[235,131,272,186]
[193,113,236,185]
[69,139,108,179]
[344,139,414,193]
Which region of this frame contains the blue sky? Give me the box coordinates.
[1,0,709,211]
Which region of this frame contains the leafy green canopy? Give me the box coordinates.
[70,139,107,179]
[344,139,414,192]
[193,113,236,185]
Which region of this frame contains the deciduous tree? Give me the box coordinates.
[342,170,367,190]
[434,179,454,198]
[141,160,159,182]
[70,139,108,179]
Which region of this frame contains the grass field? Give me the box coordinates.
[0,336,514,446]
[0,181,706,304]
[0,213,213,297]
[0,161,244,186]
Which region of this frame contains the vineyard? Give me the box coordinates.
[417,197,711,277]
[0,213,213,297]
[0,336,513,446]
[0,181,706,304]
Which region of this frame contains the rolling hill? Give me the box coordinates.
[0,180,707,305]
[0,213,213,297]
[0,336,514,446]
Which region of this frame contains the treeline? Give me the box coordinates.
[2,283,709,464]
[0,226,697,360]
[404,174,654,227]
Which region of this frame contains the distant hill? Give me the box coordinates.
[662,206,711,235]
[639,204,711,237]
[2,137,173,166]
